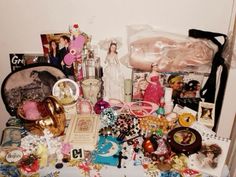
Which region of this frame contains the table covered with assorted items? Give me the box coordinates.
[0,24,231,177]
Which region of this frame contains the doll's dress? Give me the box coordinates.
[143,75,163,104]
[103,54,124,100]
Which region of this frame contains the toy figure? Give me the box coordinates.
[103,42,124,100]
[143,63,164,104]
[156,97,165,116]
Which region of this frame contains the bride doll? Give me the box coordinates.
[103,42,124,100]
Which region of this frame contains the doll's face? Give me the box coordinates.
[152,65,159,72]
[110,44,117,53]
[10,130,21,141]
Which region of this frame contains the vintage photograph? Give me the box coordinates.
[1,127,23,147]
[40,32,70,69]
[162,72,205,99]
[198,102,215,128]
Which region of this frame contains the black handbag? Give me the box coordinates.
[189,29,228,131]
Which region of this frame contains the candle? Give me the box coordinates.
[164,87,173,103]
[124,79,132,102]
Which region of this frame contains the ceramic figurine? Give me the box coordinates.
[143,63,164,105]
[102,41,124,100]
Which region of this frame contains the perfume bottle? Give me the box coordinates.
[85,50,96,78]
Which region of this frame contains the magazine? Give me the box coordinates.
[188,133,230,177]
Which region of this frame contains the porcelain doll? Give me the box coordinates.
[102,42,124,100]
[143,63,164,105]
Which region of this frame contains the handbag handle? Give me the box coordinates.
[189,29,228,131]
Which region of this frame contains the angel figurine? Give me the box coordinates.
[102,41,124,100]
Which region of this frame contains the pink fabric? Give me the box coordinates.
[143,76,164,104]
[64,35,86,66]
[22,101,41,120]
[64,53,74,65]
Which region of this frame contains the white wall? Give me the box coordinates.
[0,0,235,136]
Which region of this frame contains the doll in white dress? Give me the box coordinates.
[103,42,124,100]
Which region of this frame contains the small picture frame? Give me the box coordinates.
[1,127,23,148]
[40,32,70,58]
[52,78,79,105]
[198,102,215,128]
[132,70,150,101]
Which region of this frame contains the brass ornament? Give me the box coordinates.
[20,96,66,137]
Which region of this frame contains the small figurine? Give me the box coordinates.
[156,97,165,116]
[113,151,128,168]
[102,41,124,100]
[143,63,164,105]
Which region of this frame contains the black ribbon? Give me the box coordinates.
[188,29,228,131]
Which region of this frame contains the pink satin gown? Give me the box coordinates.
[143,75,164,105]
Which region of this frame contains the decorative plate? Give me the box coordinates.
[167,127,202,155]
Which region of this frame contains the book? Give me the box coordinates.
[188,133,230,177]
[64,114,100,151]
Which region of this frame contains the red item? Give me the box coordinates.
[73,24,79,28]
[143,76,164,105]
[19,154,39,174]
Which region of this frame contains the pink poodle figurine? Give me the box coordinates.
[63,24,86,81]
[143,63,164,105]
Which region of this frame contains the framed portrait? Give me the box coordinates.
[1,127,23,148]
[40,32,70,57]
[132,70,149,101]
[198,102,215,128]
[132,69,166,102]
[52,78,79,105]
